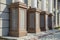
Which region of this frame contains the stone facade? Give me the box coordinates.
[0,0,60,40]
[0,0,12,36]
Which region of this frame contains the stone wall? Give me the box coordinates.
[0,0,12,36]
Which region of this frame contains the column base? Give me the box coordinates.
[9,31,27,37]
[19,31,27,37]
[27,27,35,33]
[40,27,46,31]
[27,8,41,33]
[48,13,53,30]
[9,31,19,37]
[40,11,49,31]
[9,2,27,37]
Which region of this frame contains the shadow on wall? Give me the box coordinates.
[0,0,12,36]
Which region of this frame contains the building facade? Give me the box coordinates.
[0,0,60,40]
[0,0,12,36]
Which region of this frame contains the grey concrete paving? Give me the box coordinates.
[38,29,60,40]
[1,29,60,40]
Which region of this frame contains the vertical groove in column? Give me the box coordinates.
[31,0,37,8]
[55,0,58,27]
[36,13,40,32]
[41,0,46,11]
[48,0,53,13]
[45,15,48,31]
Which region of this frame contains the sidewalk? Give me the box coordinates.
[20,29,60,40]
[1,29,60,40]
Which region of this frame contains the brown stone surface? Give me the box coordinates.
[9,31,19,37]
[27,28,36,33]
[9,2,27,37]
[19,31,27,37]
[9,2,27,9]
[40,11,49,31]
[27,8,41,33]
[27,7,41,13]
[40,11,49,15]
[36,27,41,33]
[48,13,53,30]
[40,27,46,31]
[48,13,54,16]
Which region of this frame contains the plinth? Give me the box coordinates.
[40,11,49,31]
[48,13,53,30]
[27,8,41,33]
[9,2,27,37]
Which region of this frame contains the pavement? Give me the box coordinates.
[19,29,60,40]
[1,29,60,40]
